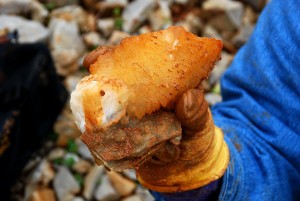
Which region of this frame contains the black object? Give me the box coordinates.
[0,41,68,199]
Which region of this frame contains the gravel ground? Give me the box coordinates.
[0,0,267,200]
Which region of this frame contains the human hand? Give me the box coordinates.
[136,89,230,193]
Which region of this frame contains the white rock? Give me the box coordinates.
[108,30,129,45]
[122,195,143,201]
[148,0,172,31]
[77,140,94,161]
[51,5,96,32]
[24,160,55,200]
[123,169,137,181]
[94,175,120,201]
[0,15,49,43]
[0,0,32,15]
[138,25,151,34]
[202,25,222,39]
[107,171,136,197]
[64,72,86,93]
[209,51,233,85]
[49,18,85,76]
[31,0,49,23]
[83,31,106,48]
[54,167,80,201]
[72,159,92,174]
[64,153,80,163]
[203,0,244,31]
[136,186,155,201]
[175,13,203,34]
[122,0,157,33]
[72,197,85,201]
[48,148,66,160]
[105,0,128,5]
[242,0,266,10]
[29,187,56,201]
[205,93,222,106]
[83,165,104,200]
[232,22,254,47]
[97,18,115,37]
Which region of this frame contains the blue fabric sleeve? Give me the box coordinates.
[151,0,300,200]
[213,0,300,200]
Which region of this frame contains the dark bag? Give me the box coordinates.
[0,40,68,199]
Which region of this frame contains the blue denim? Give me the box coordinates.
[152,0,300,200]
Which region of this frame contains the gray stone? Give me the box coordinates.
[123,169,137,181]
[77,140,94,161]
[241,0,267,11]
[54,167,80,201]
[83,32,106,48]
[97,18,115,37]
[175,13,203,34]
[122,195,143,201]
[148,0,172,31]
[94,175,120,201]
[122,0,157,33]
[0,0,32,15]
[51,5,96,32]
[64,72,86,93]
[0,15,49,43]
[72,197,85,201]
[24,160,55,200]
[205,93,222,106]
[107,171,136,197]
[232,22,254,48]
[49,18,85,76]
[83,165,104,200]
[136,186,155,201]
[209,51,233,85]
[203,0,244,31]
[202,25,222,39]
[31,0,49,23]
[48,148,66,160]
[72,159,92,174]
[107,30,130,45]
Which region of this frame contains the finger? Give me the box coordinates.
[175,89,209,132]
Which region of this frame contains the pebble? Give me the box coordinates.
[205,93,222,106]
[54,167,80,201]
[175,13,203,34]
[0,15,49,43]
[122,195,143,201]
[49,18,86,76]
[83,165,104,200]
[203,0,244,31]
[24,159,54,200]
[107,30,130,45]
[48,148,66,160]
[108,171,137,197]
[0,0,32,15]
[97,18,115,37]
[122,0,157,33]
[123,169,137,181]
[77,140,94,161]
[94,175,120,201]
[31,0,49,23]
[29,187,56,201]
[209,51,233,85]
[232,22,254,48]
[73,159,92,174]
[83,31,106,48]
[148,0,172,31]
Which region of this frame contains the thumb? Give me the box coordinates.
[175,89,209,134]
